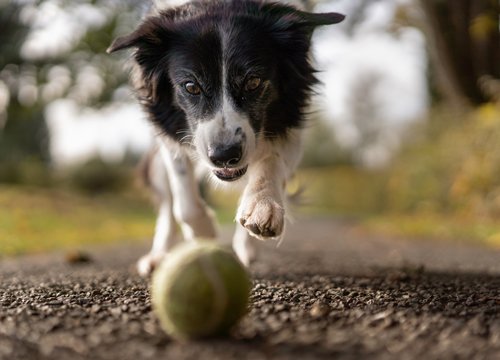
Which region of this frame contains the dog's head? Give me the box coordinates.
[108,1,344,182]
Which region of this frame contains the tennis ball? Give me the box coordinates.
[151,241,251,339]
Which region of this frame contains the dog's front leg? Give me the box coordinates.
[137,150,179,276]
[137,140,217,276]
[232,223,257,267]
[237,152,286,240]
[237,132,303,243]
[159,139,217,242]
[236,130,302,245]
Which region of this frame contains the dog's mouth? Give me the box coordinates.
[212,165,248,182]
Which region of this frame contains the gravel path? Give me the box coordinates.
[1,217,499,360]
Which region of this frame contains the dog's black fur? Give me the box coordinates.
[108,0,344,143]
[108,0,344,274]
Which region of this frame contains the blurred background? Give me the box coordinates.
[0,0,499,256]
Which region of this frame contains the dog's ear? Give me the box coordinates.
[107,17,169,54]
[107,31,142,53]
[286,10,345,36]
[261,4,344,35]
[295,11,345,28]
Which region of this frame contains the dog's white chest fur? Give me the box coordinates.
[107,0,345,275]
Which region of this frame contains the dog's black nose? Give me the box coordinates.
[208,143,242,168]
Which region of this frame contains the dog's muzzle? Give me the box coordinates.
[208,143,247,181]
[213,165,248,181]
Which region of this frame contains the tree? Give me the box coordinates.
[419,0,500,106]
[0,2,50,164]
[0,0,143,179]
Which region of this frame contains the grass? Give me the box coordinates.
[206,166,388,219]
[296,167,500,248]
[363,213,500,248]
[0,185,156,256]
[2,165,500,257]
[207,166,500,248]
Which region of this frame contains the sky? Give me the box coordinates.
[46,99,153,166]
[312,0,428,165]
[17,0,429,168]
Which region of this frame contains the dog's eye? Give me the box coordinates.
[184,82,201,95]
[244,77,261,92]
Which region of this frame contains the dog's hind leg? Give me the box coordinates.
[158,138,217,242]
[137,149,179,276]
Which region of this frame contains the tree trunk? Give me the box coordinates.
[419,0,499,106]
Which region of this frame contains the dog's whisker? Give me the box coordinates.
[176,131,197,148]
[206,173,221,190]
[256,130,278,140]
[179,135,194,146]
[110,0,344,274]
[187,150,201,163]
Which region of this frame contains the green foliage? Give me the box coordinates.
[365,213,500,246]
[0,2,29,65]
[0,2,50,167]
[206,166,388,222]
[0,159,52,186]
[420,0,499,105]
[0,0,143,183]
[65,157,132,195]
[282,105,500,246]
[301,120,354,167]
[0,102,50,163]
[386,104,500,218]
[295,166,387,216]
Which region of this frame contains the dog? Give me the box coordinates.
[107,0,344,276]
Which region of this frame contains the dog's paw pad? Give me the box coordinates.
[237,195,284,240]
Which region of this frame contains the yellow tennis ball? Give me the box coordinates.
[151,241,251,339]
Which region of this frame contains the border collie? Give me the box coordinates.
[108,0,344,276]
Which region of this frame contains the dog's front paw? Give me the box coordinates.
[136,252,166,277]
[237,193,284,240]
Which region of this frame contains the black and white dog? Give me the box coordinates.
[108,0,344,276]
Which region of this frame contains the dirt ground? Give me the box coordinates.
[1,217,499,360]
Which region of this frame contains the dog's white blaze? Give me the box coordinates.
[193,99,255,169]
[223,95,256,161]
[193,47,256,170]
[154,0,190,10]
